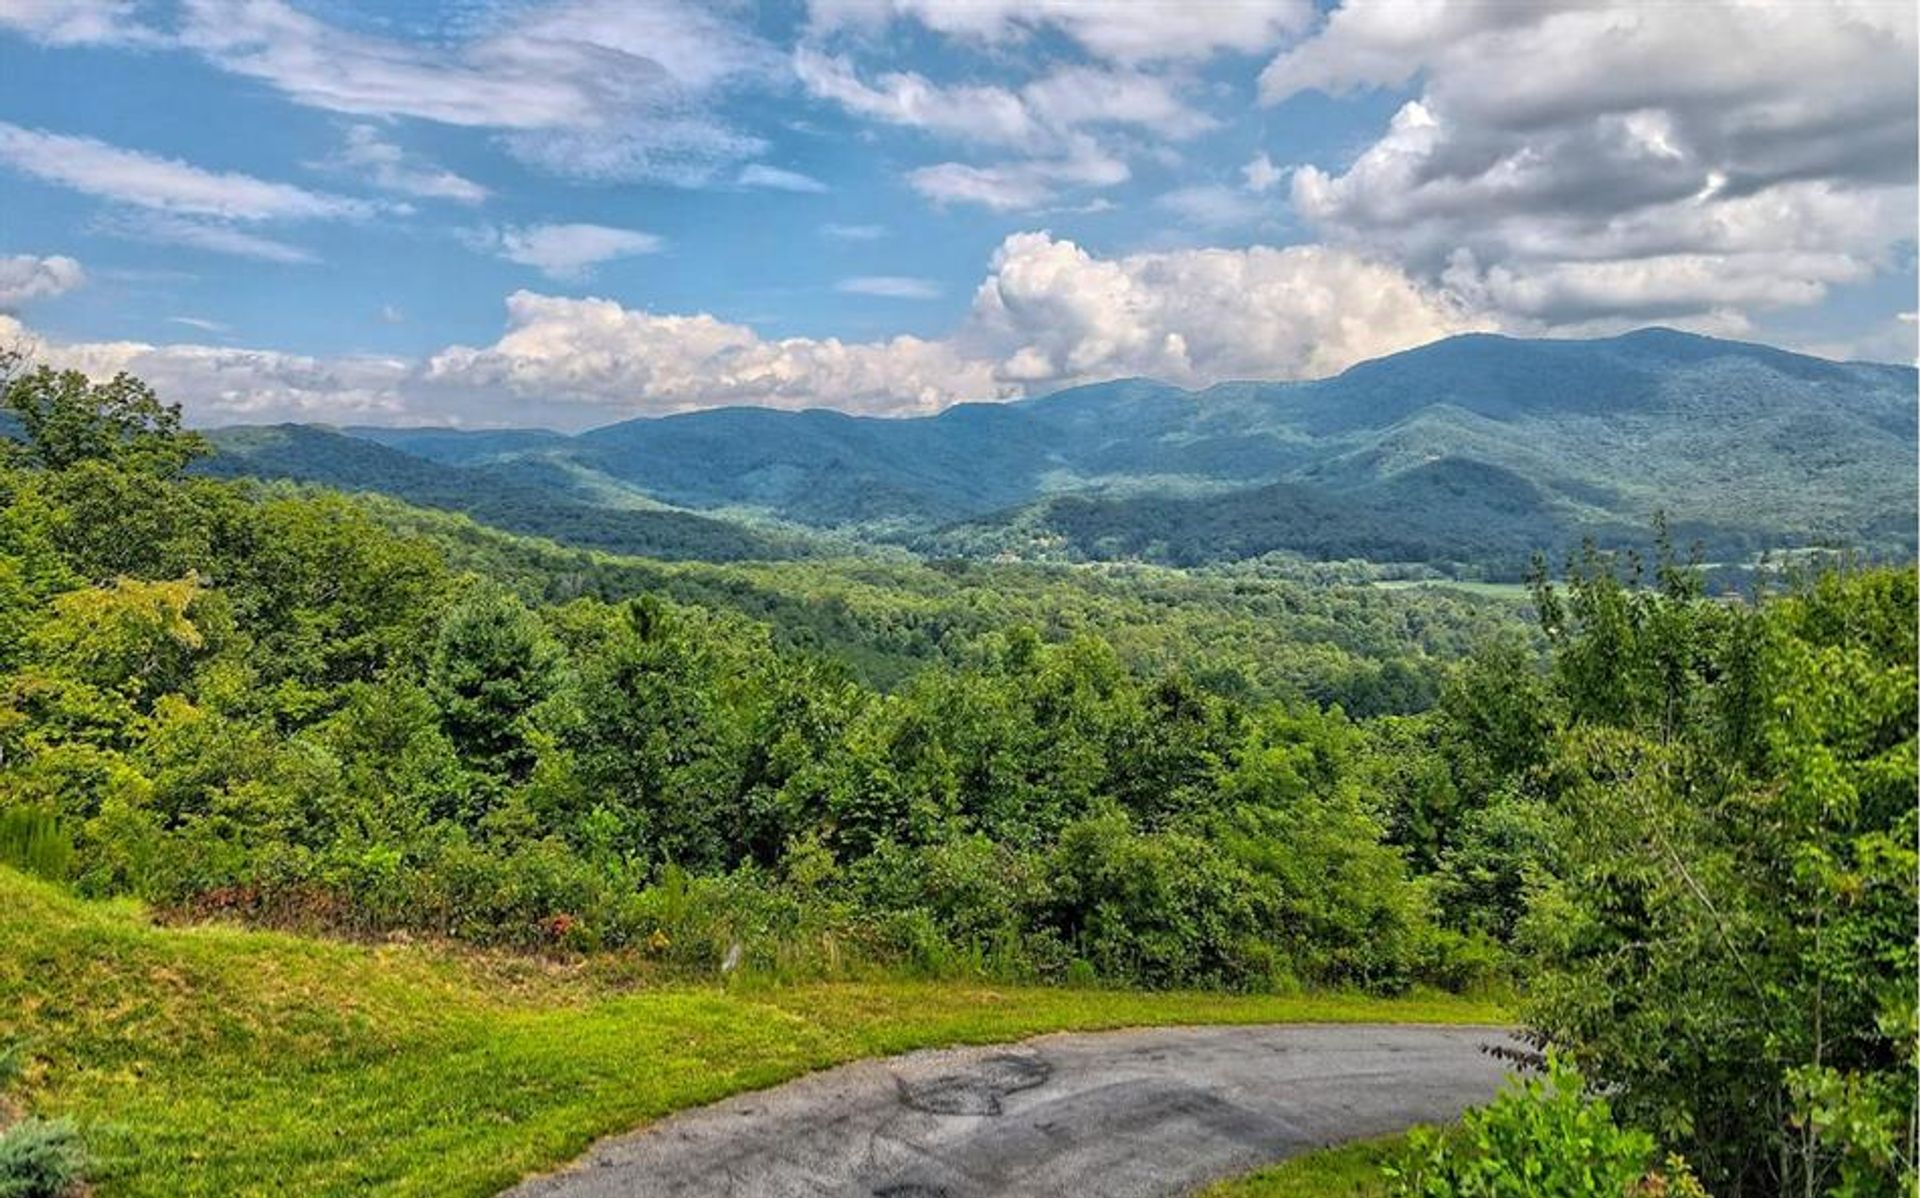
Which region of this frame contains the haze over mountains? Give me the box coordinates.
[201,329,1918,576]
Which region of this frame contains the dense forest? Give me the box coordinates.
[1,359,1913,1195]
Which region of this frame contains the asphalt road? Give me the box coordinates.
[504,1023,1514,1198]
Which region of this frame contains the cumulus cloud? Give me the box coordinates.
[0,313,415,423]
[177,0,777,186]
[0,232,1492,426]
[424,291,1008,417]
[0,254,84,306]
[1241,152,1282,193]
[467,224,665,281]
[1264,0,1918,330]
[807,0,1314,64]
[967,232,1487,386]
[320,126,488,205]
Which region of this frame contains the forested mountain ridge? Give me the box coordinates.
[202,329,1918,573]
[197,423,823,561]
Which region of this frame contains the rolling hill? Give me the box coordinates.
[198,329,1917,574]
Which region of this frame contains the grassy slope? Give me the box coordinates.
[0,869,1503,1198]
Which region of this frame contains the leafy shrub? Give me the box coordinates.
[0,1117,85,1198]
[1386,1055,1703,1198]
[1042,812,1274,989]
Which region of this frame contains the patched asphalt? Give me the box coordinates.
[502,1023,1515,1198]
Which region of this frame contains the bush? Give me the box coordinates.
[1386,1055,1704,1198]
[0,1118,85,1198]
[1042,812,1274,989]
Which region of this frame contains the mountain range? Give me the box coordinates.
[198,328,1917,576]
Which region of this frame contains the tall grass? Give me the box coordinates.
[0,810,71,885]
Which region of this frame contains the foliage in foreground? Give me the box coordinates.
[0,1118,85,1198]
[1386,1057,1703,1198]
[1509,555,1917,1196]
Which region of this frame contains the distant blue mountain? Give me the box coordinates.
[200,329,1917,573]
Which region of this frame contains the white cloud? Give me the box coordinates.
[1264,0,1918,329]
[0,231,1495,426]
[424,291,1009,417]
[321,125,488,205]
[1241,152,1282,193]
[908,135,1128,211]
[1156,184,1268,230]
[795,50,1212,149]
[93,213,318,264]
[0,0,156,45]
[501,118,767,188]
[966,232,1488,387]
[822,222,888,240]
[1794,311,1920,367]
[0,254,84,306]
[807,0,1314,64]
[795,50,1208,208]
[0,313,414,423]
[177,0,776,186]
[168,316,229,334]
[467,224,665,281]
[738,164,829,193]
[837,275,940,299]
[795,48,1041,146]
[0,122,377,221]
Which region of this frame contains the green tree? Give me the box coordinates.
[1,353,208,477]
[427,584,558,786]
[1518,560,1916,1196]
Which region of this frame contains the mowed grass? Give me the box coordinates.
[0,868,1504,1198]
[1197,1131,1420,1197]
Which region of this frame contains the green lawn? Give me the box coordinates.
[1197,1131,1422,1197]
[0,869,1503,1197]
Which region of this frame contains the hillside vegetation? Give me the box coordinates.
[205,330,1918,575]
[0,867,1499,1197]
[351,492,1530,706]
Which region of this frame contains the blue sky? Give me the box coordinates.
[0,0,1914,428]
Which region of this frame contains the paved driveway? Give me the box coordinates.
[505,1023,1515,1198]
